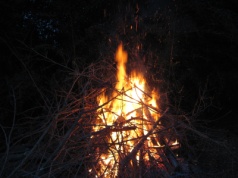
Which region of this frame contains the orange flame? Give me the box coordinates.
[92,43,176,177]
[115,43,127,90]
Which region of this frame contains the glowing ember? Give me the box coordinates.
[92,43,178,177]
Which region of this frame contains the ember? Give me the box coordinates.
[90,43,180,177]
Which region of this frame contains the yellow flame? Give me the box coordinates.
[115,43,127,91]
[172,139,179,146]
[93,43,177,177]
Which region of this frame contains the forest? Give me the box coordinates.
[0,0,238,177]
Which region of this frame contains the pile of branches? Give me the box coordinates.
[90,83,187,177]
[0,59,203,178]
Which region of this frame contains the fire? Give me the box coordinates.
[92,43,178,177]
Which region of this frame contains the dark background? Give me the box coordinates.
[1,0,237,132]
[0,0,238,176]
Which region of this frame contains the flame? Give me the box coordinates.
[92,43,177,177]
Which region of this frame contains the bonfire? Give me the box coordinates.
[89,43,181,178]
[2,43,191,178]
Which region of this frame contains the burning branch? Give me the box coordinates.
[118,108,171,174]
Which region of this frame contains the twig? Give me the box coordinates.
[39,110,84,173]
[7,116,53,178]
[17,40,74,71]
[0,37,50,109]
[0,89,16,177]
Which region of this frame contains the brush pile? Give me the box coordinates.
[0,58,199,178]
